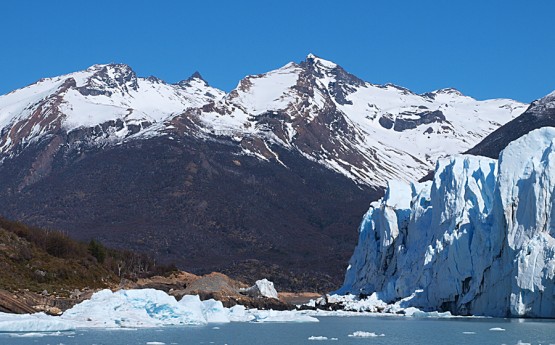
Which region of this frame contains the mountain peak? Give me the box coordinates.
[176,71,209,88]
[304,53,337,70]
[86,63,134,74]
[188,71,205,81]
[78,63,138,96]
[536,89,555,105]
[433,88,464,97]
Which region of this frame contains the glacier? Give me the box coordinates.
[0,288,318,332]
[338,127,555,318]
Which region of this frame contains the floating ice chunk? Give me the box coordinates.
[201,299,230,323]
[489,327,505,331]
[251,310,318,323]
[0,312,74,332]
[177,295,206,322]
[146,342,165,345]
[403,308,453,318]
[8,331,71,337]
[227,305,255,322]
[348,331,384,337]
[462,331,476,334]
[308,336,328,340]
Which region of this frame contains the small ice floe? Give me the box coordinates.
[212,326,220,329]
[489,327,506,331]
[515,342,531,345]
[146,342,165,345]
[308,336,338,341]
[8,331,71,337]
[308,336,328,340]
[462,331,476,334]
[348,331,385,338]
[251,310,318,323]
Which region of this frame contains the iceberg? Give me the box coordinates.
[60,289,207,328]
[338,128,555,318]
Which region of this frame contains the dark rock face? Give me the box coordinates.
[467,99,555,159]
[378,115,394,130]
[0,133,377,292]
[393,110,446,132]
[378,111,446,132]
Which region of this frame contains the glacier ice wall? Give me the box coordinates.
[339,127,555,317]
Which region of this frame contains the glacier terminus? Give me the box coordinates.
[339,127,555,318]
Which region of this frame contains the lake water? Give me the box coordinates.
[1,316,553,345]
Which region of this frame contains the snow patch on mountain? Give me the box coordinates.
[338,128,555,317]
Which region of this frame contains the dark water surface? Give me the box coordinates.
[1,316,553,345]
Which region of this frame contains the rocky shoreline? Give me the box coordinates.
[0,271,321,315]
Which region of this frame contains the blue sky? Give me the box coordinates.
[1,0,554,103]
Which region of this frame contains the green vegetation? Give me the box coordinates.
[0,217,177,296]
[88,240,106,264]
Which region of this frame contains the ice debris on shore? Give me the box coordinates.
[338,128,555,318]
[240,279,279,299]
[306,293,453,318]
[0,288,317,332]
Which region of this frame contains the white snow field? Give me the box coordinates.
[338,127,555,317]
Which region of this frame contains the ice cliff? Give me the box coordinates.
[338,127,555,318]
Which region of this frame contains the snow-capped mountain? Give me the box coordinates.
[468,89,555,159]
[178,54,526,186]
[0,63,224,158]
[0,56,527,291]
[0,55,525,188]
[339,128,555,317]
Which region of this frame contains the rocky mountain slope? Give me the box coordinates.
[339,128,555,317]
[0,55,526,290]
[467,90,555,158]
